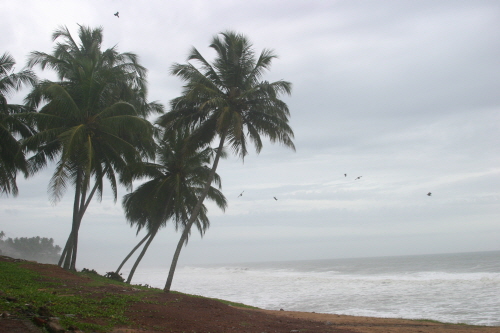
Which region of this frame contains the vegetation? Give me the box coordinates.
[0,231,61,263]
[0,52,37,196]
[158,30,295,292]
[0,258,255,332]
[117,127,227,284]
[2,26,294,292]
[1,259,156,332]
[23,25,161,271]
[2,259,489,332]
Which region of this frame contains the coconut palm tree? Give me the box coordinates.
[157,31,295,292]
[0,52,37,196]
[23,25,160,270]
[118,128,227,283]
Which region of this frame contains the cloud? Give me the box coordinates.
[0,0,498,268]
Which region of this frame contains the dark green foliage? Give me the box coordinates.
[81,268,100,275]
[23,25,161,270]
[117,128,227,284]
[105,271,124,282]
[160,31,295,292]
[81,268,124,282]
[0,52,37,196]
[0,231,61,264]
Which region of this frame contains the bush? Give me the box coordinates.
[105,271,124,282]
[81,268,99,275]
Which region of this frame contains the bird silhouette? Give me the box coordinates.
[344,173,347,177]
[273,197,278,201]
[427,192,432,196]
[237,191,244,198]
[355,176,362,180]
[114,12,119,18]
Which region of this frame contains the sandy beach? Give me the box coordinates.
[251,308,500,333]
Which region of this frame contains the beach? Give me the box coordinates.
[250,309,500,333]
[130,251,500,327]
[2,255,499,332]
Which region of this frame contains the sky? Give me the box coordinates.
[1,0,499,272]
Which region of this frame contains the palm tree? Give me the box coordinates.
[0,52,37,196]
[157,31,295,292]
[118,128,227,283]
[23,25,160,270]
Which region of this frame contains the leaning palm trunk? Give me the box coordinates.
[163,133,226,292]
[58,172,101,270]
[115,231,152,274]
[60,170,83,269]
[126,231,157,284]
[58,227,74,267]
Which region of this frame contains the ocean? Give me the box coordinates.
[124,250,500,326]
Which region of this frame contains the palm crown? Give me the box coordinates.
[24,25,157,203]
[160,31,295,291]
[158,31,295,158]
[23,25,160,270]
[123,128,227,237]
[118,127,227,283]
[0,52,37,196]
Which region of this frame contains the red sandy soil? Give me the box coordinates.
[1,257,498,333]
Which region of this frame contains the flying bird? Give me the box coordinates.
[237,191,244,198]
[274,197,278,201]
[355,176,362,180]
[427,192,432,196]
[114,12,119,18]
[344,173,347,177]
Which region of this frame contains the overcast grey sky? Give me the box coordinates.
[1,0,499,271]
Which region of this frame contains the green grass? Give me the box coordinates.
[0,261,163,331]
[4,260,484,332]
[0,260,257,332]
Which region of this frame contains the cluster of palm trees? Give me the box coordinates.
[1,25,294,292]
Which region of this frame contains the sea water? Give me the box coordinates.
[125,251,500,326]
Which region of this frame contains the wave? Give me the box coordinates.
[126,252,500,326]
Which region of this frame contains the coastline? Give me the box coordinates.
[159,251,500,327]
[2,256,499,333]
[248,309,500,333]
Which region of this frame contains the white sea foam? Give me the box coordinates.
[126,251,500,326]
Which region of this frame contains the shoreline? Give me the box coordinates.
[2,256,499,333]
[247,308,500,333]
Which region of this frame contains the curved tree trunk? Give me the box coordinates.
[59,171,100,270]
[62,170,83,269]
[58,236,71,266]
[115,231,152,274]
[163,133,226,292]
[69,228,79,271]
[126,231,157,284]
[163,229,188,291]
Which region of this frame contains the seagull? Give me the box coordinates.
[273,197,278,201]
[427,192,432,196]
[355,176,362,180]
[114,12,119,18]
[237,191,244,198]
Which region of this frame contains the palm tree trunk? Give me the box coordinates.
[62,232,75,269]
[69,228,79,271]
[69,177,90,271]
[115,231,152,274]
[163,133,226,292]
[126,231,157,284]
[59,171,101,270]
[58,236,71,266]
[62,170,83,269]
